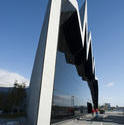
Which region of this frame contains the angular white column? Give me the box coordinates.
[26,0,62,125]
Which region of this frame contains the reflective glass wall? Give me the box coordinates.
[50,51,92,123]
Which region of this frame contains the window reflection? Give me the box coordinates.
[51,52,92,123]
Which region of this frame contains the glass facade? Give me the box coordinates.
[50,51,92,124]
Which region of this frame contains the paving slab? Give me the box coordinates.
[52,111,124,125]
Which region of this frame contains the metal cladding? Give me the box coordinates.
[58,0,98,109]
[59,0,95,81]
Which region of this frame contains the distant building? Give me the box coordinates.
[104,103,111,110]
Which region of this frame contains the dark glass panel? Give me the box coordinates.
[50,51,92,124]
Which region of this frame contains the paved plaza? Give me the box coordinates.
[0,111,124,125]
[53,111,124,125]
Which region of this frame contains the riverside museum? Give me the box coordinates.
[26,0,99,125]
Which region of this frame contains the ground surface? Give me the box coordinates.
[0,111,124,125]
[53,111,124,125]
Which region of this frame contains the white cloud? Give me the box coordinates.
[0,69,29,87]
[106,82,114,87]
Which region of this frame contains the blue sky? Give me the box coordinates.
[0,0,124,106]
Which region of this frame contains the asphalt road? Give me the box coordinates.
[53,111,124,125]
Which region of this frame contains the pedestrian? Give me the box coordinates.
[95,108,99,118]
[92,108,95,117]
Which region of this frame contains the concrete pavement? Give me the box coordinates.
[0,111,123,125]
[52,111,124,125]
